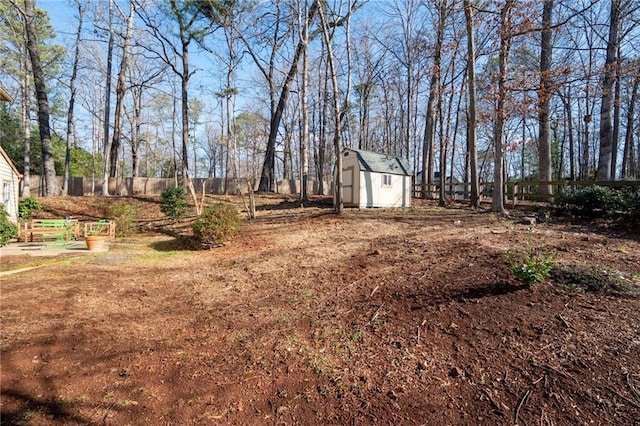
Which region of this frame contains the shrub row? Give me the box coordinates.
[554,185,640,223]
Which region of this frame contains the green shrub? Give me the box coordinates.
[0,204,18,247]
[160,186,188,221]
[109,202,140,237]
[511,252,555,287]
[555,185,639,219]
[192,203,242,248]
[507,236,555,287]
[18,196,42,220]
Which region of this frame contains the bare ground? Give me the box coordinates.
[1,195,639,425]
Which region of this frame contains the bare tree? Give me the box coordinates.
[298,0,310,203]
[537,0,554,196]
[101,0,115,195]
[62,0,87,195]
[318,2,343,214]
[463,0,479,207]
[137,0,215,200]
[597,0,625,180]
[621,69,639,178]
[492,0,514,213]
[108,0,136,191]
[421,0,448,199]
[19,0,58,195]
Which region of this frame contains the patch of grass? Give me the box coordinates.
[350,324,364,342]
[21,408,36,421]
[310,356,328,376]
[278,315,293,324]
[551,265,640,297]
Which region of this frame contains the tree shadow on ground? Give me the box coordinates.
[1,389,91,425]
[150,235,198,252]
[254,195,333,212]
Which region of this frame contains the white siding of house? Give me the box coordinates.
[0,150,20,223]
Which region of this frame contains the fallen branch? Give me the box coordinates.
[482,389,507,415]
[626,373,640,400]
[370,303,385,323]
[369,285,379,298]
[514,389,532,425]
[556,313,571,329]
[606,386,640,409]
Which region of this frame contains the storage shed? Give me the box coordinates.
[342,148,411,208]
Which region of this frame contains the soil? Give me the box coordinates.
[1,195,639,425]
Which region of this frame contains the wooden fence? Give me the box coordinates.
[413,180,640,207]
[24,176,639,206]
[25,176,333,197]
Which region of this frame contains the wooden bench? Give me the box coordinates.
[22,219,80,243]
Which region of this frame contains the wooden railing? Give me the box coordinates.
[413,180,640,206]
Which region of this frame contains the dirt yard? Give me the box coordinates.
[1,195,639,425]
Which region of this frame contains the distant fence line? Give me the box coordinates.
[413,180,640,206]
[25,176,333,197]
[24,176,639,204]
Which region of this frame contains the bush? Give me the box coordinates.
[510,252,555,287]
[109,202,140,237]
[507,236,555,287]
[0,204,18,247]
[555,185,639,219]
[160,186,188,221]
[192,203,242,248]
[18,196,42,220]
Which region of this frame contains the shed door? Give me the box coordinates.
[343,166,355,205]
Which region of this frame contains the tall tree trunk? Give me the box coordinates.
[621,73,639,178]
[258,0,318,192]
[109,0,135,184]
[538,0,553,197]
[62,1,86,195]
[562,89,576,181]
[421,1,446,199]
[318,4,342,214]
[102,0,114,195]
[492,0,514,213]
[596,0,622,180]
[131,86,142,178]
[24,0,58,196]
[611,50,622,178]
[317,59,328,195]
[299,0,309,204]
[20,50,31,197]
[463,0,479,207]
[181,41,191,187]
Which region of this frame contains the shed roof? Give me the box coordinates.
[0,86,14,102]
[344,149,411,176]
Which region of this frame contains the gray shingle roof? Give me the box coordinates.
[345,149,411,176]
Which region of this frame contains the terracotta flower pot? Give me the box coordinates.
[85,235,107,251]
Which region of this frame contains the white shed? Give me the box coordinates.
[342,149,412,208]
[0,146,20,223]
